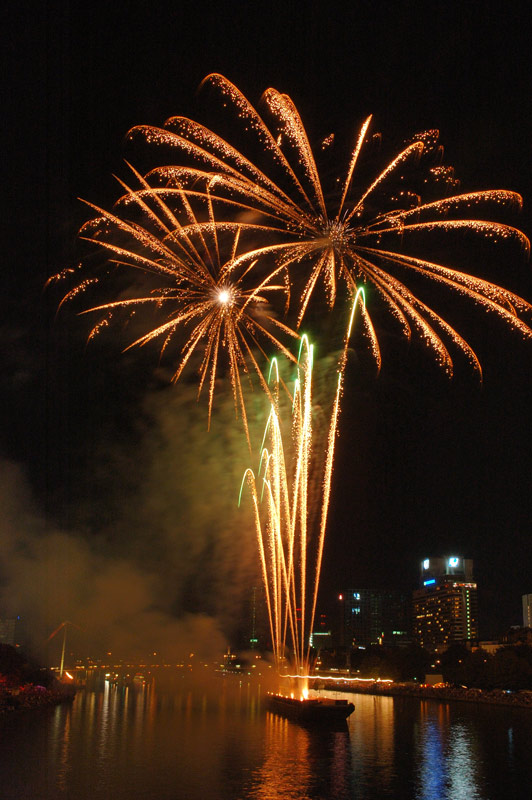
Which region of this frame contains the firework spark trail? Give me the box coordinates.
[239,292,365,676]
[129,73,532,373]
[239,340,314,673]
[305,288,367,668]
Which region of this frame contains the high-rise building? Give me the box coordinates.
[310,612,332,650]
[0,618,17,646]
[338,590,410,648]
[412,556,478,652]
[523,594,532,628]
[249,587,258,649]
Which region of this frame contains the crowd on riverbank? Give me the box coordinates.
[0,683,75,713]
[318,680,532,708]
[0,643,77,713]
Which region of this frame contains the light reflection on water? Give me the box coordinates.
[0,678,531,799]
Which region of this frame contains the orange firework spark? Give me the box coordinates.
[53,166,298,439]
[239,291,366,676]
[127,74,532,377]
[240,336,319,675]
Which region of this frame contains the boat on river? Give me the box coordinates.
[266,692,355,723]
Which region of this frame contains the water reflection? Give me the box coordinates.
[349,693,396,797]
[245,714,313,799]
[57,705,71,792]
[414,702,483,800]
[447,723,482,800]
[243,711,352,800]
[1,679,531,799]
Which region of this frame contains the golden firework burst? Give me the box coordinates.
[126,74,532,379]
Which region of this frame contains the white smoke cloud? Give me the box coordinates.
[0,458,228,662]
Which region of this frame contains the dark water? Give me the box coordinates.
[1,677,531,799]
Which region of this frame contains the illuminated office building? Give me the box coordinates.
[523,594,532,628]
[339,590,409,648]
[412,557,478,652]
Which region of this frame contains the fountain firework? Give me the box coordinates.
[239,291,365,677]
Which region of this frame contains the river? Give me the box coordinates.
[1,674,531,799]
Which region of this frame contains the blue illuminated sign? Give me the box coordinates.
[424,578,436,586]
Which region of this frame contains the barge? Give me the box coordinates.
[266,693,355,722]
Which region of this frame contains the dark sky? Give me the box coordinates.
[3,0,532,646]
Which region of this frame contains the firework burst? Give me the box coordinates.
[127,74,532,377]
[53,165,298,440]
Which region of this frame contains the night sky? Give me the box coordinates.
[3,0,532,653]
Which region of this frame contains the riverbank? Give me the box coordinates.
[0,683,76,713]
[313,679,532,708]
